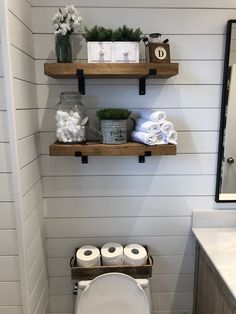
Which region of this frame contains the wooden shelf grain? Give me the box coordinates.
[44,62,179,79]
[49,141,177,157]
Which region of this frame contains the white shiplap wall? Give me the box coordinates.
[31,1,236,314]
[0,5,22,314]
[3,0,50,313]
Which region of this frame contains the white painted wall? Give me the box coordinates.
[0,4,22,314]
[31,1,236,314]
[1,1,236,314]
[0,0,49,313]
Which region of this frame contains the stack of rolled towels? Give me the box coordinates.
[76,243,147,267]
[131,109,177,146]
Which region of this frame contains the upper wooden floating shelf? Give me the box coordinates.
[44,62,179,79]
[50,141,176,163]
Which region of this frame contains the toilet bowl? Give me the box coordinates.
[74,272,151,314]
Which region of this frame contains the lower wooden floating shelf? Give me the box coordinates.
[49,141,177,163]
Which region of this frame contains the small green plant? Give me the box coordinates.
[112,25,142,41]
[97,108,132,120]
[83,25,142,41]
[83,26,113,41]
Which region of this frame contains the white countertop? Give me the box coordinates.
[192,227,236,300]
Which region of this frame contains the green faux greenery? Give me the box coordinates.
[97,108,132,120]
[112,25,142,41]
[83,25,142,42]
[84,26,113,41]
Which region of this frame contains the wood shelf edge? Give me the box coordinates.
[49,141,177,157]
[44,62,179,79]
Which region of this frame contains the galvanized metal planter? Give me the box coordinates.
[100,119,128,144]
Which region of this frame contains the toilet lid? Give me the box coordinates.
[77,273,149,314]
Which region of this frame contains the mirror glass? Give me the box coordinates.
[216,20,236,202]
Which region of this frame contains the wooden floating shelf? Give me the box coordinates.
[44,62,179,79]
[49,141,177,163]
[44,62,179,95]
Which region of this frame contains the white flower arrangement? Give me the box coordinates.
[52,5,82,36]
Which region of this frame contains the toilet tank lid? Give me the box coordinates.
[78,278,149,290]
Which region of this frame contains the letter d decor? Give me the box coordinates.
[149,43,170,63]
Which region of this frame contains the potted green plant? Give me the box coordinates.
[96,108,132,144]
[83,25,142,63]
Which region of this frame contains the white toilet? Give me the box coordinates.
[74,272,151,314]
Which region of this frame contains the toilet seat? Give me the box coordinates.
[77,272,149,314]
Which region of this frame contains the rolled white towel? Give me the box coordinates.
[140,110,167,123]
[167,130,177,145]
[135,118,161,133]
[160,121,174,135]
[131,131,158,146]
[156,131,167,144]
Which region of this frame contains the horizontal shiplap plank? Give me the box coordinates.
[0,143,11,172]
[25,201,44,247]
[15,109,39,140]
[32,7,234,34]
[29,269,47,314]
[0,306,23,314]
[35,60,223,85]
[12,79,37,110]
[0,203,16,229]
[20,158,40,196]
[0,174,14,201]
[8,0,33,31]
[38,108,220,132]
[0,230,17,255]
[151,274,194,293]
[26,230,46,271]
[0,112,9,142]
[0,79,6,110]
[28,253,47,294]
[22,180,43,222]
[30,0,236,8]
[18,134,40,169]
[0,282,22,305]
[44,196,236,219]
[47,236,196,257]
[46,217,192,238]
[39,131,218,155]
[40,154,217,176]
[47,254,194,277]
[36,84,222,109]
[0,256,20,281]
[152,292,193,311]
[10,46,35,83]
[34,34,224,61]
[48,274,194,295]
[42,175,215,197]
[8,11,34,58]
[34,283,49,314]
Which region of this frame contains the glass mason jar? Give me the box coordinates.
[55,92,87,143]
[55,34,72,63]
[149,33,162,43]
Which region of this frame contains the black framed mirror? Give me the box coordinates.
[216,20,236,202]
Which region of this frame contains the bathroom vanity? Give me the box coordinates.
[193,228,236,314]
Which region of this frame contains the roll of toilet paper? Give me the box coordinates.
[76,245,101,267]
[124,244,148,266]
[101,243,124,266]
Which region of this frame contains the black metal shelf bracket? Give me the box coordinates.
[76,69,85,95]
[139,151,152,163]
[74,151,88,163]
[139,69,157,95]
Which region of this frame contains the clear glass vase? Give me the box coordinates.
[55,34,72,63]
[55,92,87,143]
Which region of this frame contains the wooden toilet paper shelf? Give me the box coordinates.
[70,246,153,281]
